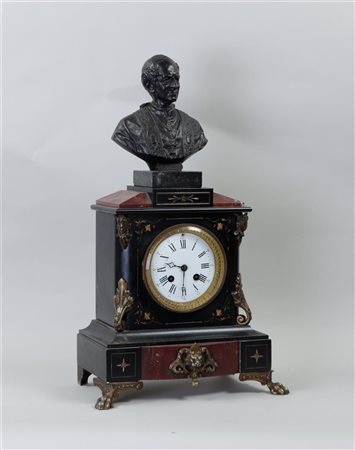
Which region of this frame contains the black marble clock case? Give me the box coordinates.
[92,204,251,330]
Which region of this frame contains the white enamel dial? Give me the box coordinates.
[143,224,227,313]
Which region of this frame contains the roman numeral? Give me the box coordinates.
[159,255,169,259]
[169,284,177,294]
[192,241,197,251]
[180,239,186,249]
[168,243,176,252]
[157,267,166,272]
[198,251,206,258]
[199,274,207,283]
[182,286,187,296]
[201,263,210,269]
[193,284,199,291]
[159,275,169,286]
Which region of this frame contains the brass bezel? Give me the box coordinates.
[142,224,227,313]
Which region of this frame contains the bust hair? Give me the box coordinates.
[141,54,179,92]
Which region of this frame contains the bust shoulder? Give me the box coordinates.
[111,108,151,155]
[176,109,208,152]
[116,109,145,134]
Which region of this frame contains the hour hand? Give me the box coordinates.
[166,262,183,269]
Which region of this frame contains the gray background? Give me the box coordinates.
[3,1,354,449]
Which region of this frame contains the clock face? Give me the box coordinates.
[143,224,227,313]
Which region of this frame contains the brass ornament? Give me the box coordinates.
[231,273,252,326]
[234,214,248,245]
[250,349,263,363]
[169,343,218,386]
[93,378,144,410]
[113,278,134,331]
[143,312,151,321]
[168,194,199,203]
[143,224,227,313]
[205,217,235,250]
[134,218,160,240]
[116,357,130,373]
[134,304,158,326]
[239,371,289,395]
[116,215,132,249]
[206,217,232,233]
[208,301,233,323]
[116,216,160,247]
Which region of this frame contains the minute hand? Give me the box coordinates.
[182,271,186,296]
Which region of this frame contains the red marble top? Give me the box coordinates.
[96,190,243,208]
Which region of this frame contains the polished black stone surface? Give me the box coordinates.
[133,170,202,188]
[79,320,270,347]
[126,186,213,207]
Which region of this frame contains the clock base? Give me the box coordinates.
[77,323,289,408]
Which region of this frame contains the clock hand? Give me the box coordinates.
[165,262,189,300]
[166,262,178,268]
[166,262,183,269]
[182,270,186,296]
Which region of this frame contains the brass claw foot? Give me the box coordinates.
[268,380,289,395]
[93,377,144,410]
[239,371,289,395]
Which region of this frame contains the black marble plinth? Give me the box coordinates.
[133,171,202,189]
[127,186,213,207]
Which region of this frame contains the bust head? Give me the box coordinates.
[141,55,180,107]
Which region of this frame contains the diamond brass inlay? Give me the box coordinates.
[116,357,130,373]
[250,349,263,364]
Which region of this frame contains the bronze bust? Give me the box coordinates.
[112,55,208,171]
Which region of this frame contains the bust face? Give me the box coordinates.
[152,59,180,105]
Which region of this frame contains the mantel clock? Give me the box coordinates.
[77,55,289,409]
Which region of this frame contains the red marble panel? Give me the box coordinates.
[142,341,239,380]
[96,190,152,208]
[96,190,244,209]
[213,192,243,207]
